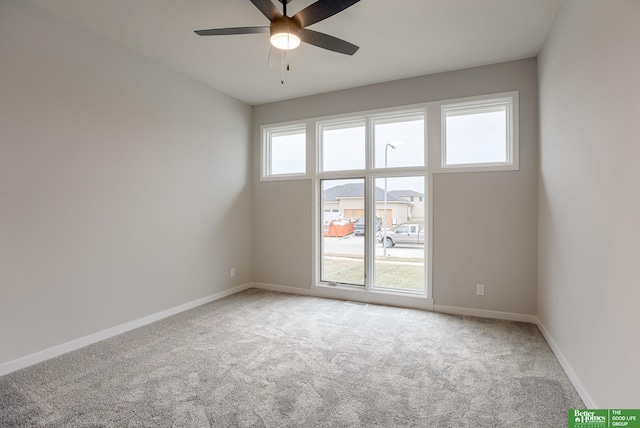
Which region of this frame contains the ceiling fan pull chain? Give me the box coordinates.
[281,48,285,84]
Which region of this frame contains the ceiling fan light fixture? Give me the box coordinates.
[270,18,301,50]
[270,32,301,50]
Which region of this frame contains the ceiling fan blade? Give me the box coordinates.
[194,26,269,36]
[293,0,360,28]
[250,0,281,21]
[300,29,359,55]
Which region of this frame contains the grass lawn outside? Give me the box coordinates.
[322,256,425,291]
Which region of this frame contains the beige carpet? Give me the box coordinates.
[0,288,583,427]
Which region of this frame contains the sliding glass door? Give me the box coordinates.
[320,178,365,286]
[373,176,425,292]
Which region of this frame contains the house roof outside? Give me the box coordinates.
[389,190,424,198]
[324,183,407,203]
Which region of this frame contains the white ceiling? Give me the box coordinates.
[29,0,562,105]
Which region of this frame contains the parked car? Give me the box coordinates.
[378,222,425,247]
[354,216,382,236]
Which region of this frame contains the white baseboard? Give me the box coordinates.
[251,282,313,296]
[433,304,538,324]
[0,282,252,377]
[534,317,596,408]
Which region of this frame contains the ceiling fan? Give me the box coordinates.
[194,0,360,56]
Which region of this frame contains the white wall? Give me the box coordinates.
[538,0,640,407]
[253,59,538,316]
[0,0,252,367]
[5,0,636,409]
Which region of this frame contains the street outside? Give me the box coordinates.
[323,234,425,259]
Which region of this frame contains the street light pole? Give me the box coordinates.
[383,143,396,256]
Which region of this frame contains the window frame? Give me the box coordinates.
[372,112,426,170]
[319,177,367,287]
[439,92,519,173]
[318,119,367,174]
[261,123,308,181]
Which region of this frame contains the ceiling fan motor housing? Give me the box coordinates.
[270,16,302,40]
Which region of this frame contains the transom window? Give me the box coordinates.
[262,125,306,179]
[319,120,365,172]
[373,114,425,169]
[441,95,518,170]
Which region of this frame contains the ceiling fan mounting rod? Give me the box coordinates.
[278,0,292,16]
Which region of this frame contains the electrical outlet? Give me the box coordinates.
[230,268,236,278]
[477,284,484,296]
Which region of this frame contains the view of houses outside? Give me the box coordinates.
[322,179,365,286]
[321,177,425,292]
[374,176,425,291]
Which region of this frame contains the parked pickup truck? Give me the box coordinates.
[378,222,425,247]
